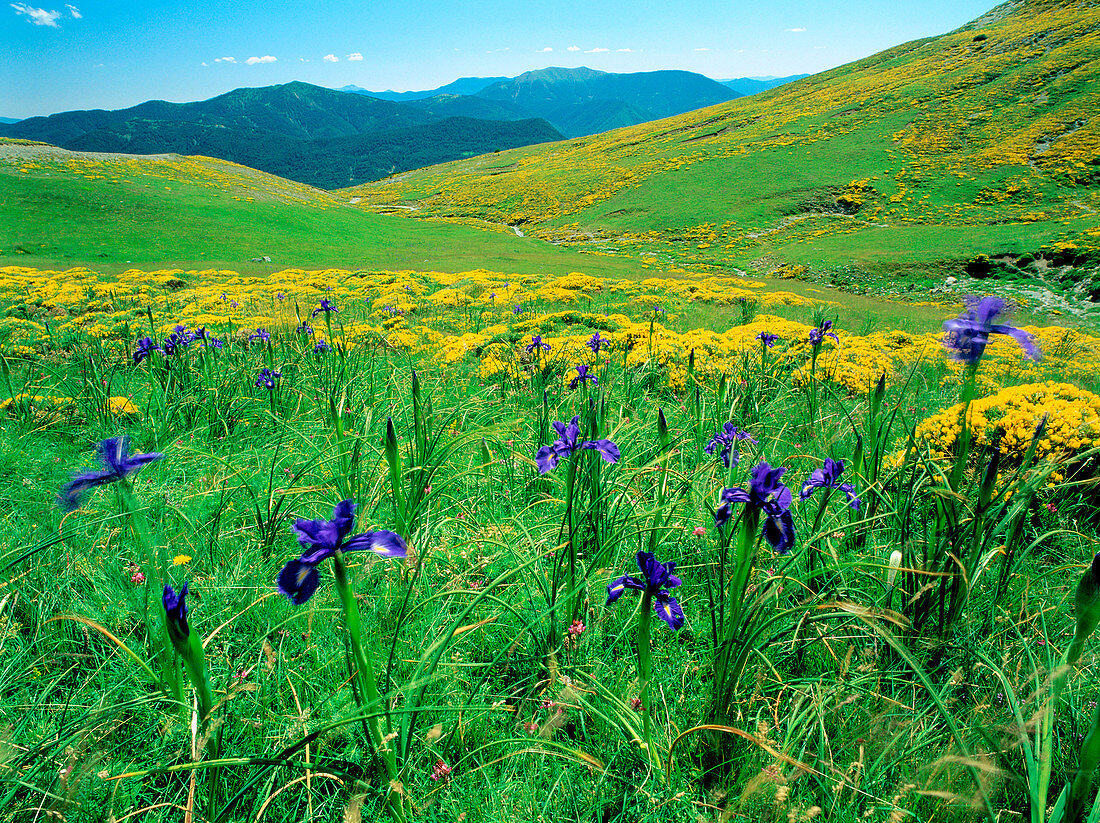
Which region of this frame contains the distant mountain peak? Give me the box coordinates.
[511,66,609,83]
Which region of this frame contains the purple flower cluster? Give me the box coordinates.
[277,500,407,605]
[942,295,1040,365]
[163,583,190,647]
[132,337,159,363]
[607,551,685,630]
[135,325,223,361]
[715,461,796,554]
[800,458,860,510]
[311,299,339,318]
[756,332,780,348]
[808,320,839,347]
[704,423,757,469]
[526,335,550,354]
[587,332,605,355]
[60,436,163,511]
[255,368,281,390]
[535,416,619,474]
[569,364,598,390]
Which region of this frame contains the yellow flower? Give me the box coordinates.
[172,555,192,566]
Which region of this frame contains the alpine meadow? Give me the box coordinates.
[3,0,1100,821]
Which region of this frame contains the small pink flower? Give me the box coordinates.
[1046,502,1058,513]
[630,697,643,711]
[131,571,146,585]
[431,759,453,781]
[568,619,585,637]
[424,485,432,495]
[692,526,706,537]
[523,721,539,734]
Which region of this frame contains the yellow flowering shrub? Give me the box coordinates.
[912,382,1100,463]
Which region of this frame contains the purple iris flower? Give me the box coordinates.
[314,338,331,354]
[513,305,523,315]
[132,337,160,363]
[255,368,281,390]
[704,423,757,469]
[277,500,408,605]
[942,295,1040,365]
[587,332,605,355]
[715,461,796,554]
[296,322,313,336]
[311,299,338,318]
[800,458,860,510]
[808,320,839,347]
[607,551,685,630]
[569,364,598,390]
[526,335,551,353]
[535,416,620,474]
[60,436,164,511]
[276,292,286,301]
[163,583,190,647]
[756,332,779,348]
[249,328,270,344]
[162,326,193,354]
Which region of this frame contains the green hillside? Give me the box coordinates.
[348,0,1100,300]
[0,143,651,276]
[0,82,564,190]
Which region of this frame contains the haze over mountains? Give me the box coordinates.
[343,67,745,138]
[0,67,805,189]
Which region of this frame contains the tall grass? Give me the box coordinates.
[0,285,1097,823]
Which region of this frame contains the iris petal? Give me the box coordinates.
[606,575,644,603]
[653,592,685,630]
[580,439,620,463]
[343,530,408,558]
[277,559,321,605]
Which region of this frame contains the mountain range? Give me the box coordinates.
[342,67,764,138]
[0,67,790,188]
[717,74,810,95]
[0,81,562,189]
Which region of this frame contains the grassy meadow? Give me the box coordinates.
[2,3,1100,822]
[0,254,1097,823]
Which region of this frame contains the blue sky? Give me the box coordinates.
[3,0,997,119]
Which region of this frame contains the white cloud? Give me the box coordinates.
[617,48,633,52]
[201,61,208,66]
[585,47,609,53]
[694,47,710,52]
[245,55,277,64]
[538,46,552,52]
[347,52,363,61]
[65,3,79,16]
[214,56,236,63]
[566,45,580,52]
[10,4,60,26]
[785,27,806,32]
[323,53,338,62]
